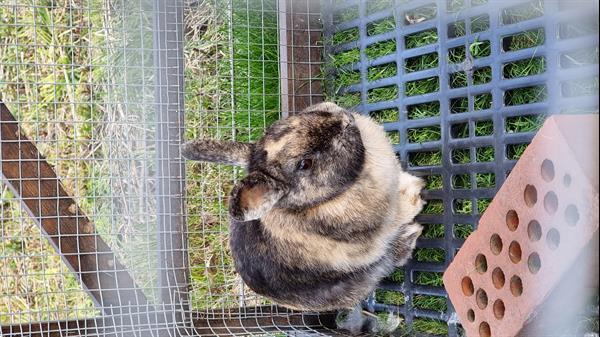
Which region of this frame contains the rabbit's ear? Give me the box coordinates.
[181,139,253,167]
[229,171,285,221]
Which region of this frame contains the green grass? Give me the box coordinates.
[331,27,359,45]
[407,125,441,143]
[454,224,474,239]
[476,173,495,188]
[422,223,445,238]
[370,108,399,123]
[368,85,398,103]
[407,102,440,119]
[425,175,443,190]
[385,269,405,283]
[365,40,396,59]
[414,248,445,263]
[409,150,442,167]
[0,0,108,322]
[452,174,471,189]
[367,63,397,81]
[422,200,444,214]
[413,295,447,312]
[414,271,444,287]
[376,289,405,306]
[367,17,395,36]
[184,0,280,308]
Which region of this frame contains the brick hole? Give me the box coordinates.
[506,210,519,231]
[509,241,522,263]
[546,228,560,250]
[528,220,542,241]
[493,299,505,319]
[563,174,572,187]
[467,308,475,322]
[541,159,555,181]
[524,184,537,207]
[462,276,475,296]
[565,204,580,226]
[476,288,488,309]
[528,252,541,274]
[490,234,503,255]
[475,254,488,273]
[479,321,491,337]
[510,275,523,296]
[492,267,505,289]
[544,191,558,214]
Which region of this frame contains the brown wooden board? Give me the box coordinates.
[0,101,148,312]
[279,0,324,116]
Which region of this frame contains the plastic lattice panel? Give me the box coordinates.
[322,0,598,335]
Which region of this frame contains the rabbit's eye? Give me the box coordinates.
[297,158,313,171]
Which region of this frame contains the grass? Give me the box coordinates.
[0,0,281,321]
[184,0,280,308]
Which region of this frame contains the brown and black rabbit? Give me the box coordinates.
[181,102,424,314]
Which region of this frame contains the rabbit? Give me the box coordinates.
[181,102,425,313]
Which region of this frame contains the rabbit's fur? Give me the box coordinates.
[182,102,424,311]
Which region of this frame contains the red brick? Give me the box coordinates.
[443,115,599,337]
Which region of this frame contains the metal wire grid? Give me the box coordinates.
[0,0,187,333]
[0,0,346,336]
[322,0,598,335]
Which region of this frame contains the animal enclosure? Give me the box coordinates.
[0,0,598,336]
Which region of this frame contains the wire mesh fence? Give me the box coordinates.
[0,0,598,336]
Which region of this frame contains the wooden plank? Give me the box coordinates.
[0,307,341,337]
[0,102,148,312]
[280,0,324,116]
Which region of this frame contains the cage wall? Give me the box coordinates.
[1,0,598,336]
